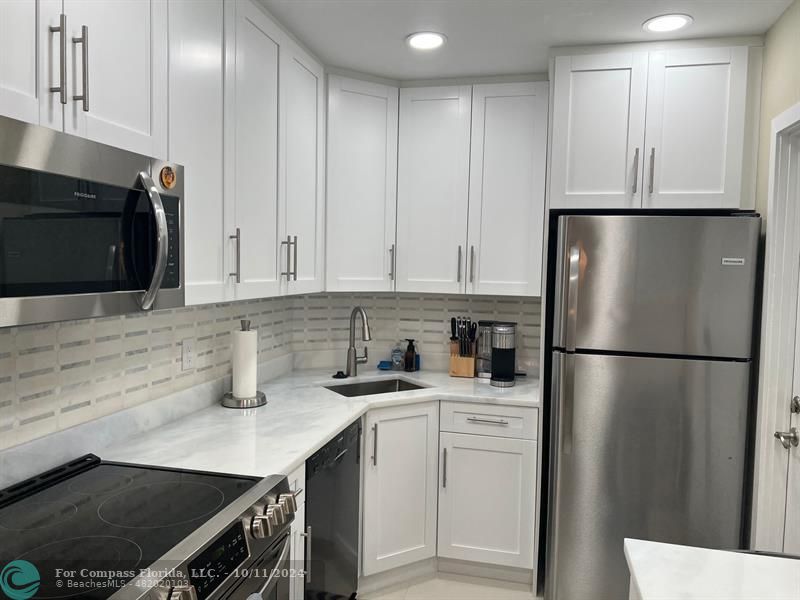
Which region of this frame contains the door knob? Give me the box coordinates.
[774,427,799,450]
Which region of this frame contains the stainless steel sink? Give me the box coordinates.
[325,378,425,397]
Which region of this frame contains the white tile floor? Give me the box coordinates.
[360,574,540,600]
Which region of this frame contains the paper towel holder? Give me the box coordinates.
[221,319,267,409]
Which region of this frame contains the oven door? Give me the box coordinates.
[224,534,291,600]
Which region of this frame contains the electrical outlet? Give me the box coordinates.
[181,338,195,371]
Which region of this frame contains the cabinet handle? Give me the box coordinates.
[292,235,298,281]
[389,244,395,280]
[49,14,67,104]
[469,245,475,283]
[72,25,89,112]
[466,416,509,426]
[300,525,312,583]
[229,228,241,283]
[457,246,463,283]
[631,147,640,194]
[442,448,447,488]
[371,423,379,466]
[280,236,292,279]
[648,147,655,194]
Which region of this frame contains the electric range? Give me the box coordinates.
[0,455,298,600]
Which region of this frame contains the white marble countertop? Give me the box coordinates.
[625,539,800,600]
[103,369,539,478]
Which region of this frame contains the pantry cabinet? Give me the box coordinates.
[396,86,472,294]
[362,403,439,575]
[0,0,38,124]
[326,76,399,292]
[549,46,750,209]
[467,82,548,296]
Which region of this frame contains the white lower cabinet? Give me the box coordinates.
[437,432,537,568]
[362,403,439,575]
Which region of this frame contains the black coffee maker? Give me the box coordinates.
[490,322,516,388]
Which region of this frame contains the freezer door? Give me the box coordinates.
[545,351,750,600]
[552,214,760,358]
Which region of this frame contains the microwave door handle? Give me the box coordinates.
[247,536,290,600]
[138,171,168,311]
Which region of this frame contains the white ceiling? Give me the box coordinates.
[260,0,791,80]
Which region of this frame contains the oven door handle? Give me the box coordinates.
[246,536,290,600]
[138,170,169,311]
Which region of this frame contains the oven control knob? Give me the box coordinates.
[169,585,198,600]
[278,491,298,514]
[250,514,274,539]
[266,503,285,526]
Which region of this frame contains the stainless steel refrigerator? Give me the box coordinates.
[544,213,761,600]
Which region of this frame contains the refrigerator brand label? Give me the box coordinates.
[722,257,746,266]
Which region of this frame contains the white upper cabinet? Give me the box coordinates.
[281,44,325,295]
[396,86,472,294]
[549,53,648,209]
[168,0,228,306]
[326,76,399,292]
[643,47,748,209]
[61,0,168,157]
[226,0,283,300]
[362,403,439,575]
[0,0,38,124]
[467,82,548,296]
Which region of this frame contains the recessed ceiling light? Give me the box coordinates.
[406,32,446,50]
[642,14,693,33]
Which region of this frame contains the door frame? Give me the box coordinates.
[753,101,800,550]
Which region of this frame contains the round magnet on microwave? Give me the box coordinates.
[159,165,176,190]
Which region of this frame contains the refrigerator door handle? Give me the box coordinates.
[562,353,575,455]
[565,245,581,352]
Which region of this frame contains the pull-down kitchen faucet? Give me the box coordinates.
[346,306,371,377]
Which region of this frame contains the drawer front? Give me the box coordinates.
[287,464,306,506]
[440,401,538,440]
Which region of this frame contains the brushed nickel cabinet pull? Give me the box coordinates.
[49,14,67,104]
[648,147,655,194]
[457,246,463,283]
[72,25,89,111]
[632,147,640,194]
[229,228,241,283]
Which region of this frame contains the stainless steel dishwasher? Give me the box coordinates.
[305,419,361,600]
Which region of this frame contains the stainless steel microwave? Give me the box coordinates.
[0,116,184,327]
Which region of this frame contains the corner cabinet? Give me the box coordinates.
[362,403,439,575]
[326,76,399,292]
[549,46,751,209]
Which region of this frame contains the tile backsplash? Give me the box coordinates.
[0,293,540,451]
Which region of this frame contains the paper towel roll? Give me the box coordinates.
[232,328,258,398]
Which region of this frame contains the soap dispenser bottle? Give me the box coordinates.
[404,339,416,372]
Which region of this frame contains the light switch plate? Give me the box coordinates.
[181,338,195,371]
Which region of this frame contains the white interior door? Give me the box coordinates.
[228,0,283,300]
[467,82,547,296]
[282,43,324,296]
[0,0,38,124]
[326,75,398,292]
[549,52,647,209]
[396,86,471,294]
[643,47,748,209]
[62,0,167,157]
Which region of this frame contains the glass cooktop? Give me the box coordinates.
[0,456,257,600]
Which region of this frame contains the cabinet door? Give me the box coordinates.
[467,82,548,296]
[326,76,398,292]
[281,43,324,295]
[168,0,229,306]
[396,86,471,294]
[549,53,648,209]
[362,403,439,575]
[62,0,168,157]
[438,432,536,568]
[289,502,306,600]
[643,47,748,209]
[0,0,38,123]
[226,0,283,300]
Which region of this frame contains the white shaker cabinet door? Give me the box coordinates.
[362,403,439,575]
[226,0,283,300]
[467,82,548,296]
[549,53,648,209]
[396,86,471,294]
[643,47,748,209]
[61,0,168,157]
[168,0,229,305]
[0,0,38,124]
[326,76,398,292]
[438,432,537,568]
[282,43,325,296]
